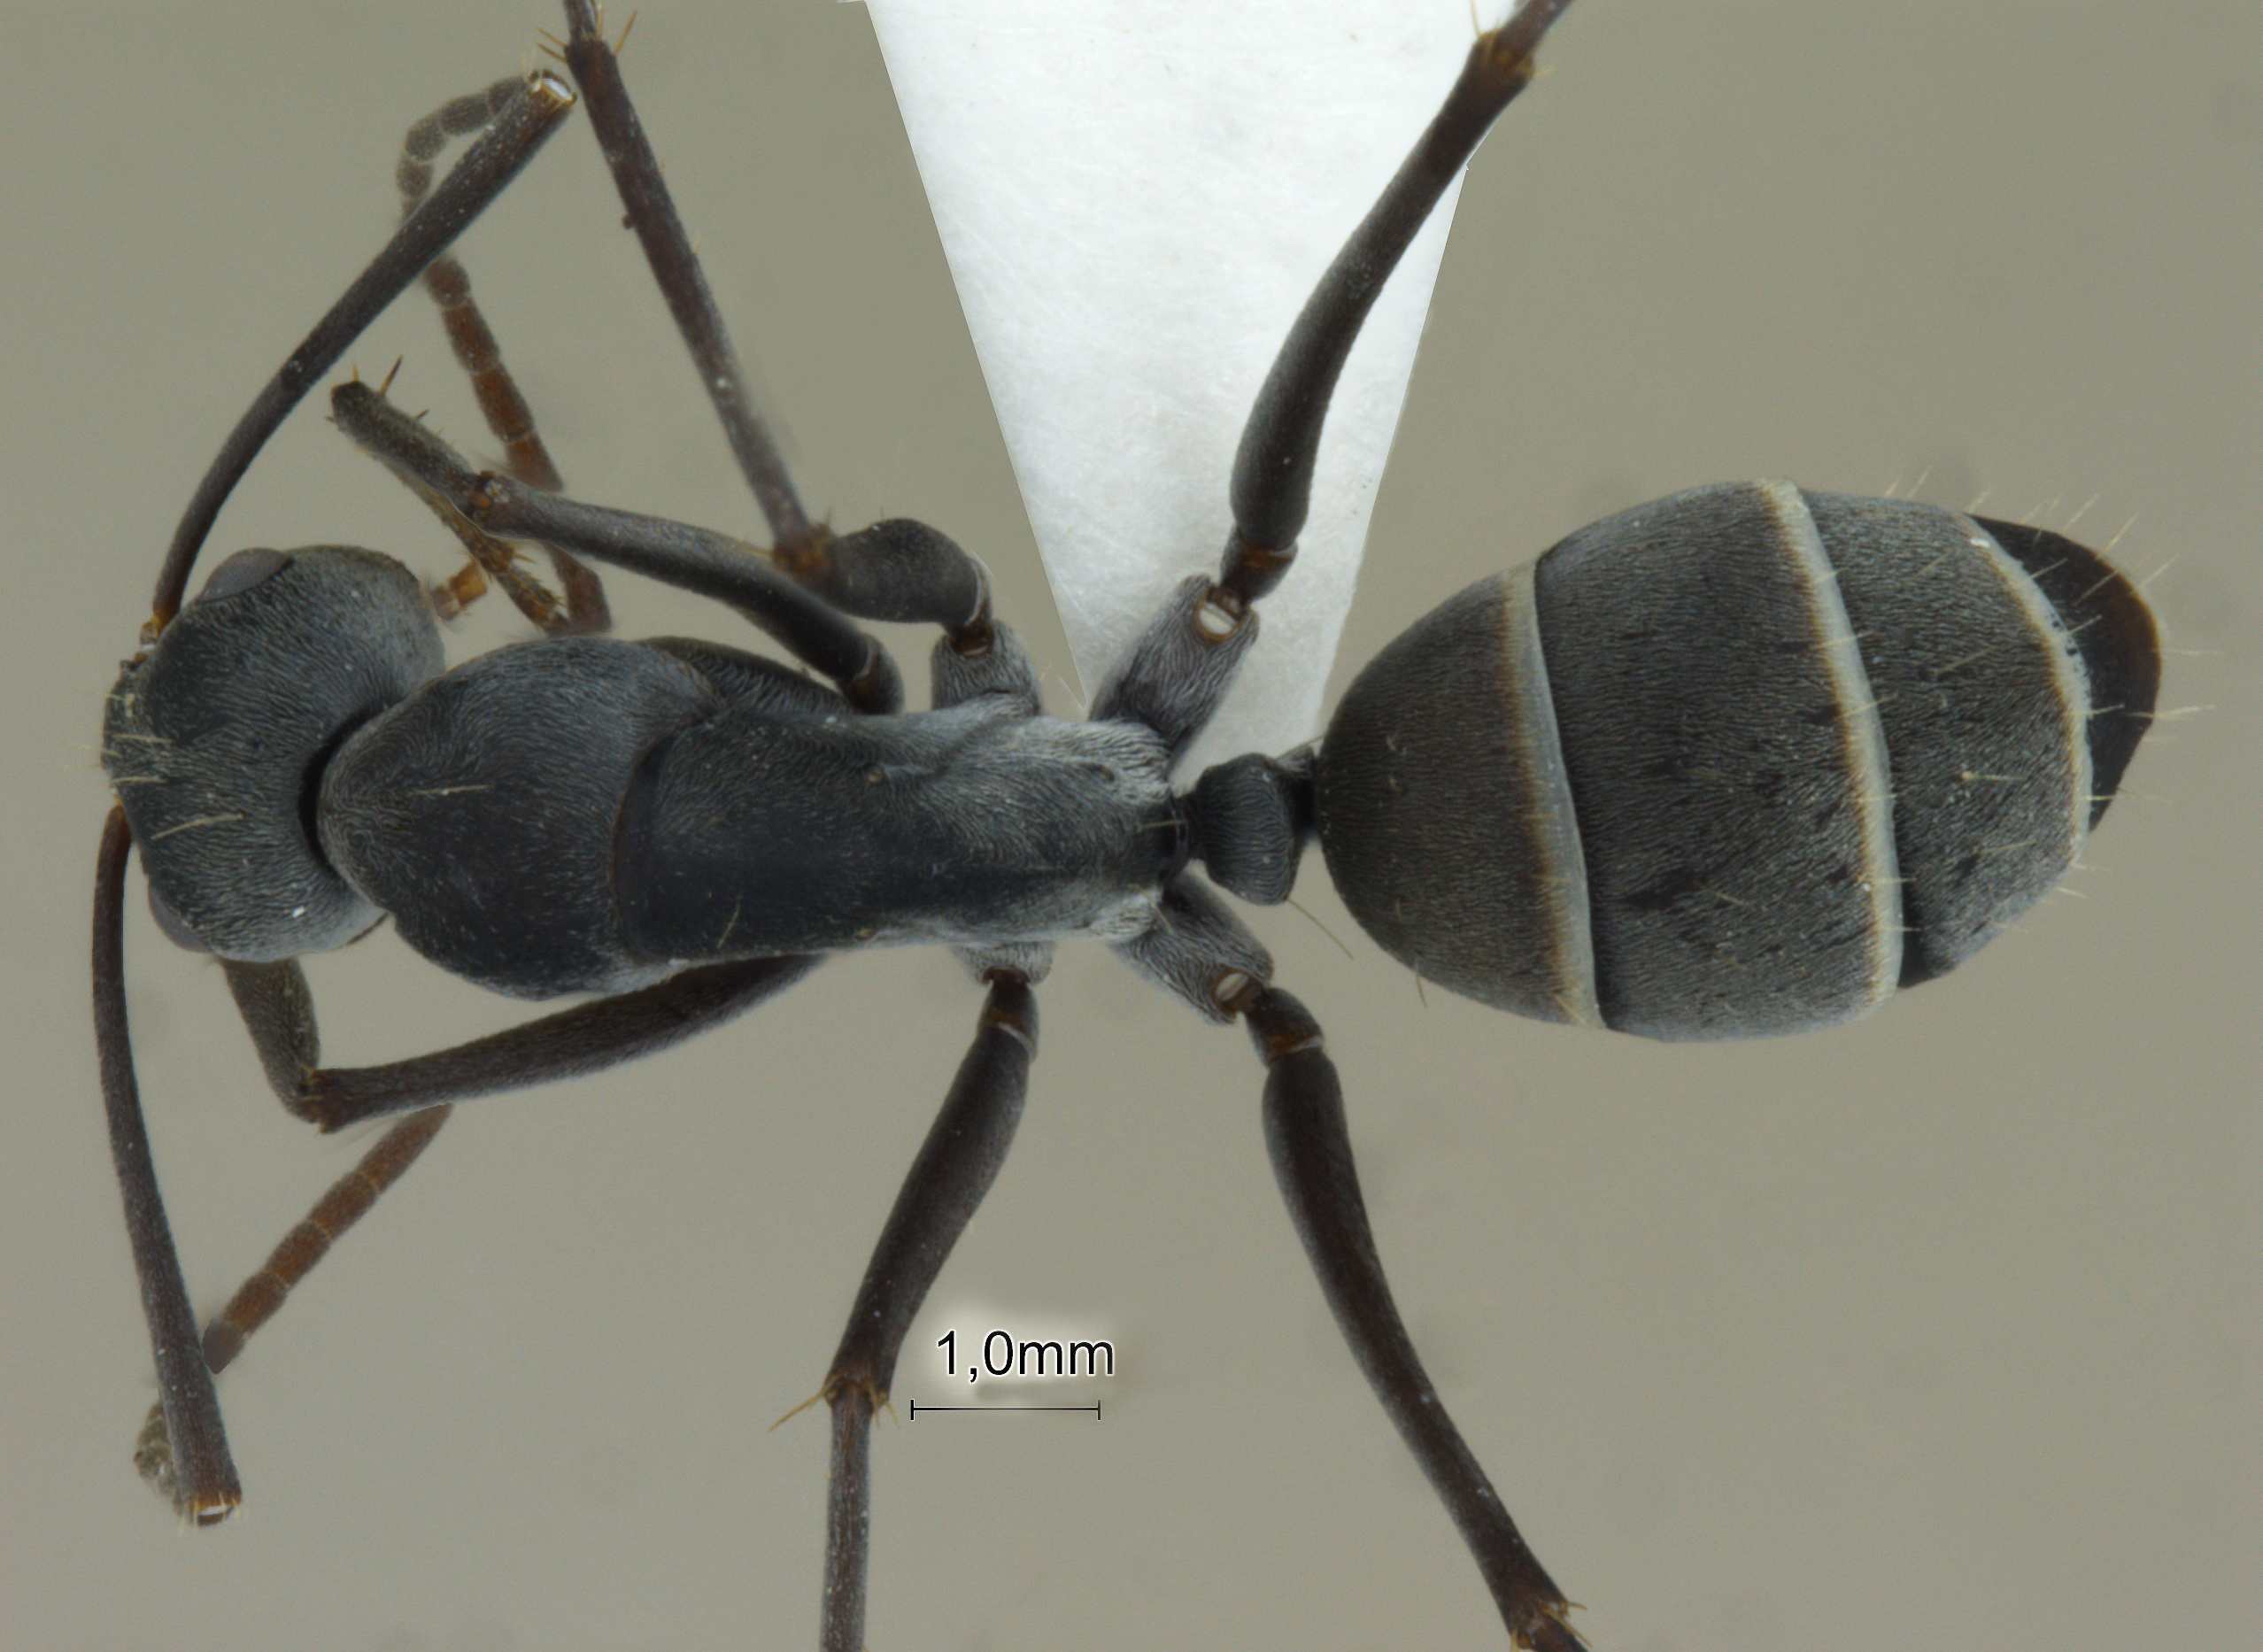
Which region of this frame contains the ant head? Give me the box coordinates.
[104,547,444,959]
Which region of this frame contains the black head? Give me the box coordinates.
[102,546,444,960]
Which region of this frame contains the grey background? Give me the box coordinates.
[4,3,2255,1650]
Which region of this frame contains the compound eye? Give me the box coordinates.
[194,547,292,604]
[145,881,211,954]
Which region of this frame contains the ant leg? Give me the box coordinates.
[205,963,459,1386]
[132,1100,450,1508]
[335,381,908,712]
[553,5,1004,661]
[1231,981,1585,1652]
[415,482,596,636]
[1090,574,1260,758]
[221,956,320,1108]
[557,0,810,549]
[125,950,813,1505]
[149,70,575,638]
[398,81,569,495]
[1111,876,1273,1021]
[1110,905,1576,1640]
[931,614,1041,718]
[397,81,611,634]
[1218,3,1574,610]
[1092,4,1576,754]
[197,1103,444,1378]
[805,972,1038,1652]
[92,808,238,1524]
[777,519,1000,658]
[289,953,822,1131]
[345,376,1016,703]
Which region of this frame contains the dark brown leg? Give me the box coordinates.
[294,953,823,1131]
[1093,5,1578,757]
[148,70,575,639]
[92,807,240,1524]
[559,0,812,550]
[776,519,1000,655]
[334,380,905,712]
[810,974,1038,1652]
[553,5,1008,660]
[222,956,321,1108]
[1218,2,1574,610]
[125,951,814,1506]
[92,810,236,1520]
[1235,981,1585,1652]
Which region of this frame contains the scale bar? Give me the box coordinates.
[908,1400,1101,1419]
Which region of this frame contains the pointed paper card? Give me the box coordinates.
[862,0,1510,769]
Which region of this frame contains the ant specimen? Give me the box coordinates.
[90,4,2166,1647]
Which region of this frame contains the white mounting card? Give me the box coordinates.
[860,0,1510,769]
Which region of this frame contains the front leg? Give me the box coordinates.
[121,953,822,1509]
[91,810,237,1523]
[146,70,575,638]
[132,1103,449,1508]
